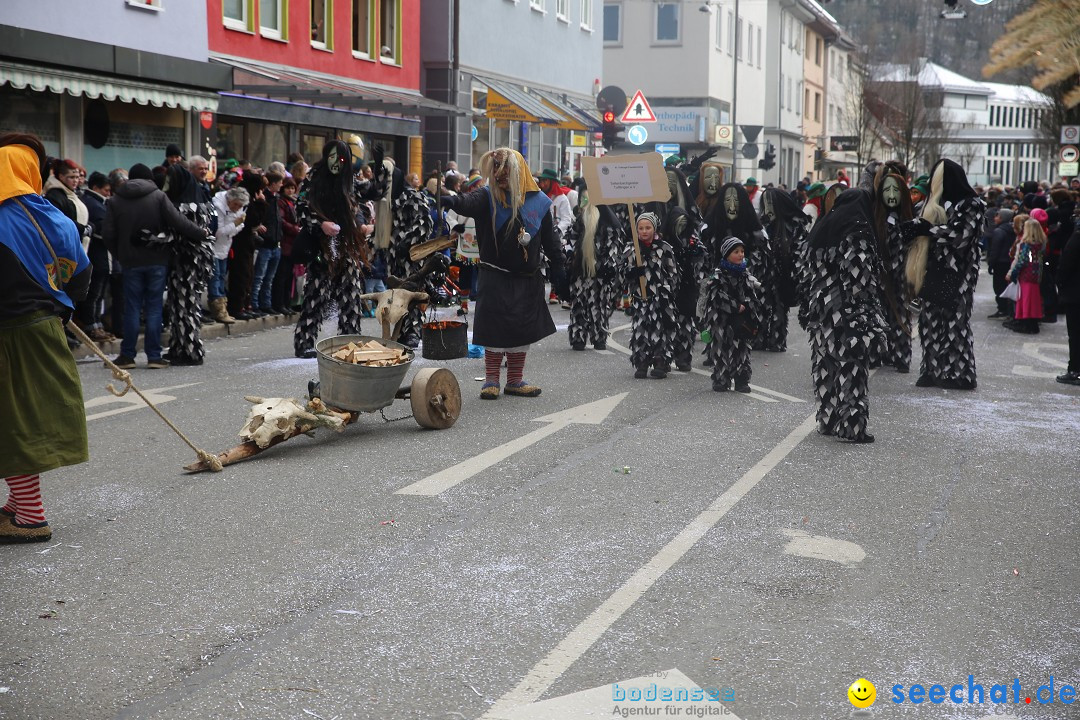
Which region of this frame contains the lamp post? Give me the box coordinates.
[732,0,740,180]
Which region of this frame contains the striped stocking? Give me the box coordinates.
[484,350,504,385]
[4,475,47,526]
[506,352,527,385]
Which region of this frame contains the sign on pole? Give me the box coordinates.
[1061,126,1080,144]
[627,125,648,146]
[621,90,657,124]
[1059,161,1079,178]
[580,153,671,300]
[1060,145,1079,163]
[714,125,733,145]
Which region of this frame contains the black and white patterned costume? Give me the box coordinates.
[626,236,679,374]
[702,259,763,390]
[913,159,984,389]
[163,165,215,365]
[292,140,369,358]
[568,204,625,349]
[871,170,916,373]
[389,186,434,278]
[804,189,887,442]
[758,188,807,352]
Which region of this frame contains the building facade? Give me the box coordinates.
[422,0,603,176]
[1,1,227,172]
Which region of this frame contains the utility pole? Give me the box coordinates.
[732,0,740,180]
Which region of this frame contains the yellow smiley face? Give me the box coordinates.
[848,678,876,708]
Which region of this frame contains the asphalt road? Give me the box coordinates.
[1,276,1077,720]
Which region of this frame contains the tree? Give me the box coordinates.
[983,0,1080,109]
[865,62,957,172]
[840,61,888,169]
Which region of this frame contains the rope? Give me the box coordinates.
[68,322,223,472]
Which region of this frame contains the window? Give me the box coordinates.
[379,0,399,63]
[814,92,821,122]
[353,0,372,55]
[655,2,680,43]
[224,0,252,30]
[530,0,545,11]
[715,9,722,50]
[311,0,331,47]
[780,11,785,44]
[796,81,802,114]
[735,17,742,59]
[126,0,163,9]
[260,0,284,38]
[727,11,734,54]
[815,37,822,66]
[747,22,753,63]
[557,0,568,21]
[756,26,761,67]
[786,77,792,110]
[603,2,621,44]
[581,0,593,30]
[780,73,785,109]
[804,88,809,117]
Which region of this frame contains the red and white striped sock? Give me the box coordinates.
[484,350,504,385]
[4,475,46,526]
[506,352,527,385]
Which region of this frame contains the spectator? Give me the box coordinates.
[405,172,421,189]
[251,171,284,315]
[102,163,204,369]
[986,208,1016,318]
[76,172,116,342]
[1006,219,1047,334]
[562,174,579,210]
[0,133,92,544]
[164,143,184,167]
[272,176,300,315]
[229,172,267,319]
[209,186,248,324]
[43,159,90,241]
[1056,213,1080,385]
[291,161,309,183]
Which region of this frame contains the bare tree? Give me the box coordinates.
[840,61,887,169]
[865,63,957,172]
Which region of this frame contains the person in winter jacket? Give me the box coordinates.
[986,209,1016,318]
[210,186,249,323]
[1006,219,1046,334]
[1055,214,1080,386]
[702,236,763,393]
[271,177,300,315]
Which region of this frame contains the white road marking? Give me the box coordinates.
[394,393,628,496]
[84,383,202,422]
[490,668,742,720]
[1010,365,1061,379]
[480,412,819,719]
[591,348,614,356]
[780,528,865,567]
[1021,342,1068,369]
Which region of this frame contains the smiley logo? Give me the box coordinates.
[848,678,876,708]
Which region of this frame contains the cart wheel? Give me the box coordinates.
[410,368,461,429]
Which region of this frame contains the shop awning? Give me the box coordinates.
[216,55,467,118]
[0,60,219,111]
[474,75,565,124]
[529,88,601,131]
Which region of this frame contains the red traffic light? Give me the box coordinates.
[603,110,615,123]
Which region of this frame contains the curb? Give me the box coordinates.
[72,313,298,361]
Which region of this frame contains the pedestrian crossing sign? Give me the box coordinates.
[621,90,656,124]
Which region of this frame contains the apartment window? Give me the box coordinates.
[557,0,568,20]
[655,2,680,44]
[311,0,331,47]
[530,0,545,12]
[747,22,753,63]
[787,77,792,110]
[260,0,285,38]
[727,11,734,54]
[814,92,821,122]
[815,37,822,66]
[780,73,785,109]
[797,81,803,114]
[127,0,163,9]
[780,11,785,44]
[715,9,722,50]
[379,0,400,63]
[224,0,252,30]
[756,26,761,67]
[735,17,742,59]
[353,0,372,56]
[581,0,593,30]
[603,2,621,44]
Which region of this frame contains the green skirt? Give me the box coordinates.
[0,311,89,476]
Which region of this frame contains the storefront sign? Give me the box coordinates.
[648,106,710,144]
[829,136,859,152]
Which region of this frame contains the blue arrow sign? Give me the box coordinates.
[627,125,648,146]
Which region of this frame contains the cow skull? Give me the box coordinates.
[359,288,429,340]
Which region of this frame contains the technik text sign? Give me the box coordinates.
[649,106,710,143]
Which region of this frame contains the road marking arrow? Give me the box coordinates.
[483,668,742,719]
[394,393,628,496]
[84,383,202,422]
[781,528,865,567]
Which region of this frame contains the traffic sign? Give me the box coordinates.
[621,90,657,124]
[1061,125,1080,144]
[1060,162,1079,177]
[714,125,733,144]
[471,125,478,142]
[627,124,649,146]
[655,143,681,158]
[1060,145,1079,163]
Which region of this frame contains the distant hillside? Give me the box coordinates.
[829,0,1031,84]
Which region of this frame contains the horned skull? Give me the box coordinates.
[359,288,429,340]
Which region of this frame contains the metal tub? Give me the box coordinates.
[315,335,413,412]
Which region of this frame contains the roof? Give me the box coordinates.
[982,81,1052,106]
[874,59,994,96]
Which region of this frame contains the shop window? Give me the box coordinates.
[301,131,331,162]
[379,0,400,64]
[260,0,287,39]
[311,0,332,48]
[224,0,254,31]
[0,86,60,158]
[353,0,373,57]
[247,122,288,169]
[216,122,246,165]
[82,101,184,174]
[603,3,621,45]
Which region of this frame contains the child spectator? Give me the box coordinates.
[1007,218,1046,334]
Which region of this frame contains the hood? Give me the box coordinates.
[116,178,160,199]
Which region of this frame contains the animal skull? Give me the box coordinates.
[359,288,429,340]
[239,396,320,449]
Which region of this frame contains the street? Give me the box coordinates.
[1,278,1078,720]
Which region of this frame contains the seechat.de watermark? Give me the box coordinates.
[889,676,1077,706]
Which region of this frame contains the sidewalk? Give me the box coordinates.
[71,313,297,362]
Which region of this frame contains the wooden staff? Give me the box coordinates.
[627,202,647,301]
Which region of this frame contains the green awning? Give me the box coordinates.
[0,60,219,111]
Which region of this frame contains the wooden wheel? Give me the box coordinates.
[410,368,461,429]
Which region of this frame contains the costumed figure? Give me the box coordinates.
[388,170,433,347]
[441,148,562,399]
[694,160,725,224]
[803,182,827,226]
[625,212,680,379]
[163,163,215,365]
[292,140,368,359]
[871,170,915,372]
[665,206,706,371]
[757,187,807,352]
[706,184,770,358]
[822,183,845,216]
[904,158,985,389]
[568,199,625,351]
[803,189,887,443]
[702,236,763,393]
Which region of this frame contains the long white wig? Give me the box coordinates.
[905,160,948,295]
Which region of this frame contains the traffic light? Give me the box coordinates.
[602,107,617,149]
[758,142,776,170]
